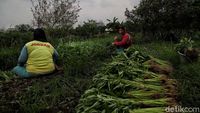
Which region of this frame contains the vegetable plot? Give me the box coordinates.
[76,48,177,113]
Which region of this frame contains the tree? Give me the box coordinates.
[14,24,33,32]
[73,20,106,38]
[30,0,81,29]
[125,0,200,40]
[106,17,121,33]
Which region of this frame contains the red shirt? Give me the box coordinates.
[114,33,132,48]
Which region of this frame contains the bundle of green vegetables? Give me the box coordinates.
[76,47,177,113]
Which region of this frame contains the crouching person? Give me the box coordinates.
[12,28,59,78]
[112,26,133,52]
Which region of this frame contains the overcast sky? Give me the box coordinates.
[0,0,140,28]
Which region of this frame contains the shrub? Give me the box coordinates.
[0,31,32,48]
[0,48,19,70]
[173,62,200,106]
[57,37,113,77]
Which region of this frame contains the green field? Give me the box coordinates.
[0,0,200,112]
[0,34,199,113]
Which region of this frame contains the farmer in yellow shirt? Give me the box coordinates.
[12,28,59,78]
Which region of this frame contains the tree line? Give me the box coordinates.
[1,0,200,41]
[125,0,200,41]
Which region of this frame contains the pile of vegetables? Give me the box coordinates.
[175,37,199,62]
[76,47,177,113]
[175,37,194,54]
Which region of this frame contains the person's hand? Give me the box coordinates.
[55,64,63,71]
[18,63,25,67]
[114,36,118,40]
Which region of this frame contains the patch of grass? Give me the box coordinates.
[56,37,114,78]
[0,31,32,48]
[19,76,91,113]
[134,41,180,65]
[0,48,19,70]
[173,61,200,106]
[0,71,15,81]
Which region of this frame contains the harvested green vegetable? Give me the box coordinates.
[76,48,176,113]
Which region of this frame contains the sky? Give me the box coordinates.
[0,0,140,28]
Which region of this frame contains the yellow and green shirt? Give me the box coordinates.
[18,40,58,75]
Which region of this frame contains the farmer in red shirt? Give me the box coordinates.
[112,26,132,52]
